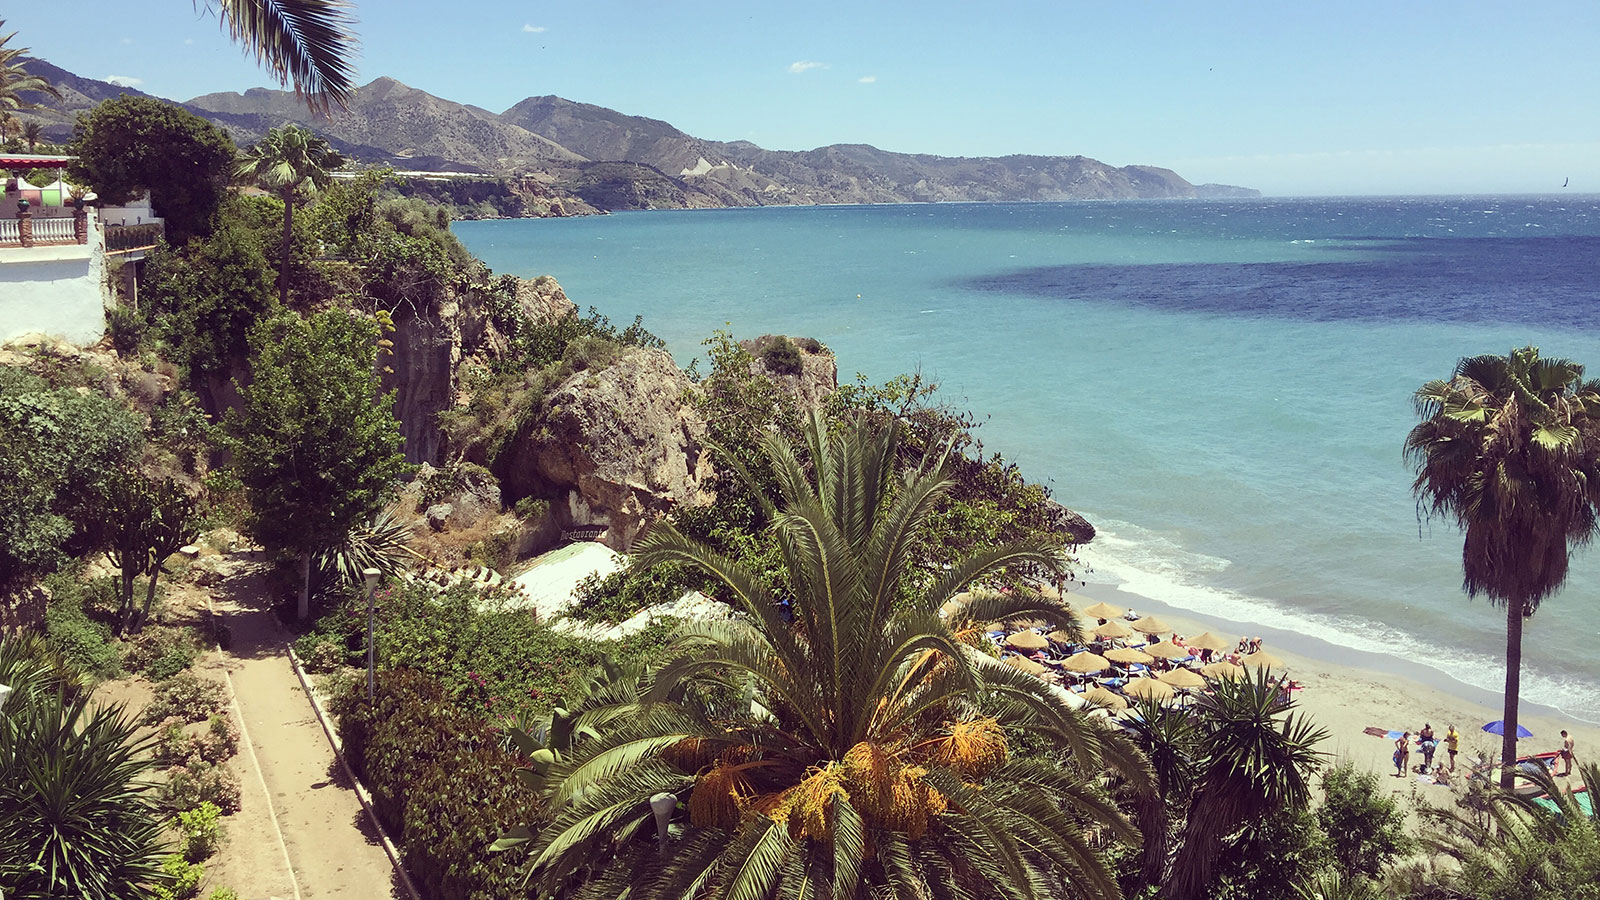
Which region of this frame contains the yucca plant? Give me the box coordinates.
[317,504,415,586]
[500,411,1151,899]
[0,638,168,898]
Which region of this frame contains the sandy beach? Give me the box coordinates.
[1068,580,1598,805]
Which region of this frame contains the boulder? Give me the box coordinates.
[740,335,837,411]
[1043,500,1096,545]
[498,347,714,550]
[425,503,454,531]
[514,275,578,326]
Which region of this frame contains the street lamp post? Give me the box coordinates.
[363,568,381,702]
[649,792,678,856]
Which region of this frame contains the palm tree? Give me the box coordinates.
[22,119,41,151]
[1422,760,1600,899]
[503,411,1152,899]
[205,0,359,112]
[1406,347,1600,788]
[236,125,345,305]
[0,21,62,113]
[1121,697,1199,891]
[0,110,13,146]
[1164,668,1328,900]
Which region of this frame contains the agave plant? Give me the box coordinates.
[501,411,1151,899]
[0,638,168,897]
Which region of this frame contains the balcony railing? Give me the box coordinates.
[0,210,89,248]
[31,217,75,243]
[0,219,16,244]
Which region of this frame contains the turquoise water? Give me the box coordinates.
[457,198,1600,722]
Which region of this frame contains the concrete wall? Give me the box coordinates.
[0,211,108,347]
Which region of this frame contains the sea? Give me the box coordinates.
[456,197,1600,724]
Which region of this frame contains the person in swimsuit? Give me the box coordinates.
[1559,730,1575,776]
[1394,732,1411,777]
[1445,724,1460,772]
[1418,724,1436,769]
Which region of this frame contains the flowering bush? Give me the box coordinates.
[158,760,241,814]
[142,672,227,724]
[123,625,198,680]
[154,713,239,766]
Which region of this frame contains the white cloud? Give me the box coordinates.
[522,24,547,33]
[119,37,133,45]
[105,75,144,88]
[858,75,877,83]
[787,60,828,74]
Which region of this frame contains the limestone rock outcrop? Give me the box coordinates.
[1043,499,1096,545]
[497,347,714,550]
[384,276,577,464]
[740,335,837,412]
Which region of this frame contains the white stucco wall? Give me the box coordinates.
[0,214,108,347]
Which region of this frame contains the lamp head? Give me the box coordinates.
[362,568,382,591]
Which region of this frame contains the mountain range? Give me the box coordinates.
[17,59,1258,211]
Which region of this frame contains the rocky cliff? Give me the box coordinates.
[495,347,716,549]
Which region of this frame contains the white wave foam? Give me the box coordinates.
[1078,517,1600,724]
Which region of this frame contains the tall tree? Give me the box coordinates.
[0,21,61,112]
[69,96,237,244]
[1405,347,1600,788]
[21,119,41,151]
[501,411,1151,899]
[1164,669,1327,900]
[224,310,409,619]
[236,125,345,305]
[206,0,359,111]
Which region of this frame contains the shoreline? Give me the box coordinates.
[1069,577,1599,790]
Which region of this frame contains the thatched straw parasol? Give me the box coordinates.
[1201,660,1245,680]
[1123,678,1175,701]
[1092,620,1134,640]
[1083,686,1129,710]
[1080,600,1125,620]
[1187,632,1232,653]
[1046,630,1077,646]
[1005,631,1050,651]
[1061,652,1110,674]
[1105,647,1154,665]
[1241,649,1285,669]
[1158,668,1207,689]
[1130,615,1172,636]
[1004,655,1048,675]
[1143,640,1190,660]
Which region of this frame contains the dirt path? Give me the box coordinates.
[212,561,404,900]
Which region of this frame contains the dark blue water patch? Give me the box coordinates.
[962,236,1600,328]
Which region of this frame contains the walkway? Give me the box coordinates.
[211,559,404,900]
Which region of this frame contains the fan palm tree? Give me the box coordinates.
[1406,347,1600,788]
[0,22,62,112]
[22,119,41,151]
[236,124,345,305]
[204,0,359,112]
[1164,668,1328,900]
[503,411,1152,899]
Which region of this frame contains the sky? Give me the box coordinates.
[7,0,1598,195]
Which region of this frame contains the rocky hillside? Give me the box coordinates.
[17,60,1258,209]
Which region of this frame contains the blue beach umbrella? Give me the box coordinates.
[1481,720,1533,738]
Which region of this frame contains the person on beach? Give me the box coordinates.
[1394,732,1411,777]
[1418,724,1437,769]
[1559,730,1575,776]
[1446,724,1460,772]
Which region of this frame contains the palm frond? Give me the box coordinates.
[208,0,359,112]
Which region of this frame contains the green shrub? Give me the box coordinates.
[758,335,803,375]
[177,801,223,862]
[153,713,238,767]
[107,302,148,354]
[339,670,537,898]
[513,496,549,522]
[143,672,227,724]
[41,574,122,679]
[1318,761,1413,879]
[570,561,697,624]
[125,626,198,679]
[207,890,238,900]
[157,760,241,814]
[153,852,204,900]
